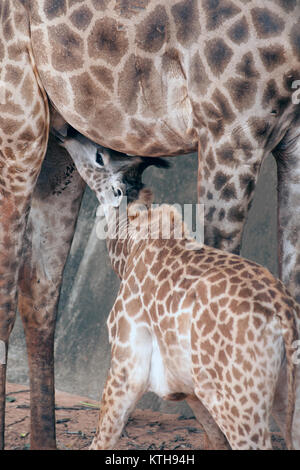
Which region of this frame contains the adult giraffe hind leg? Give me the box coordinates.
[0,1,49,447]
[18,134,86,449]
[272,359,300,450]
[197,133,264,255]
[272,127,300,449]
[273,128,300,304]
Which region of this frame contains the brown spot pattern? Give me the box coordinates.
[136,5,169,53]
[202,0,241,31]
[88,17,128,66]
[44,0,66,19]
[204,38,233,76]
[251,7,285,38]
[70,6,93,31]
[48,24,84,72]
[171,0,200,46]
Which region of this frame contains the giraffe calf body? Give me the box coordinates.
[60,135,300,451]
[90,199,299,450]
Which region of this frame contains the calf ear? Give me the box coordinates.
[139,157,171,171]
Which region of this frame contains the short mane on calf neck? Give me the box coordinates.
[104,187,194,279]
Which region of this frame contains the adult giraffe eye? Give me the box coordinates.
[96,151,104,166]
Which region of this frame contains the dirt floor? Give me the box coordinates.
[5,383,286,450]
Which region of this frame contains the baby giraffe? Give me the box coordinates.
[60,132,300,450]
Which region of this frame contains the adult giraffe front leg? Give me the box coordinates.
[0,5,49,447]
[18,135,86,449]
[198,131,265,255]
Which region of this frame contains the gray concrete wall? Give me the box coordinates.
[7,152,278,415]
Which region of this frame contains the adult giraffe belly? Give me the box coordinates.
[38,64,198,156]
[45,88,198,157]
[30,7,199,156]
[29,1,300,157]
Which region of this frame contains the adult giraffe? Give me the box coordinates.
[0,0,299,450]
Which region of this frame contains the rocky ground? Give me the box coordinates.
[5,383,285,451]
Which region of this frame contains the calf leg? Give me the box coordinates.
[194,387,272,450]
[90,368,146,450]
[91,325,152,450]
[186,396,230,449]
[18,135,85,449]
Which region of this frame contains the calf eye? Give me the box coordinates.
[96,151,104,166]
